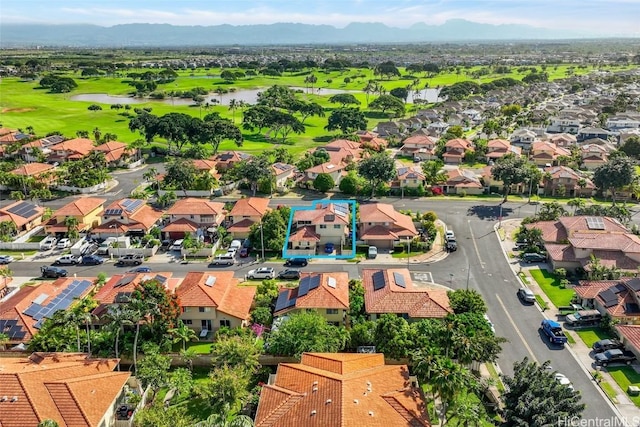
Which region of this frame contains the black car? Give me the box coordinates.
[128,266,152,273]
[81,255,104,265]
[41,266,68,278]
[284,258,308,267]
[446,240,457,252]
[278,269,301,280]
[592,339,625,353]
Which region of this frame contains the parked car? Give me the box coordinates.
[116,254,144,266]
[522,252,547,263]
[40,236,57,250]
[212,253,235,266]
[367,246,378,259]
[285,257,308,267]
[594,349,637,366]
[483,314,495,334]
[540,319,568,345]
[554,373,575,391]
[239,247,250,257]
[247,267,276,280]
[54,254,81,265]
[81,255,104,265]
[446,240,457,252]
[128,266,152,273]
[517,287,536,304]
[230,240,243,250]
[445,230,455,241]
[169,239,184,251]
[278,269,301,280]
[325,242,335,254]
[56,238,71,249]
[565,309,602,327]
[41,266,68,278]
[226,247,238,256]
[592,339,625,353]
[0,255,14,265]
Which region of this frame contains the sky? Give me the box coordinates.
[2,0,639,36]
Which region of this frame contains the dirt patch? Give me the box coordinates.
[1,107,35,113]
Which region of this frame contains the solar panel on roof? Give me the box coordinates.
[12,331,26,340]
[393,272,406,288]
[23,303,43,317]
[372,271,386,291]
[155,275,168,284]
[626,279,640,292]
[275,291,290,312]
[105,208,123,216]
[125,199,143,212]
[33,319,45,330]
[626,303,640,313]
[3,319,17,328]
[334,203,349,217]
[298,277,311,297]
[309,275,321,291]
[7,201,39,218]
[115,275,135,288]
[586,216,605,230]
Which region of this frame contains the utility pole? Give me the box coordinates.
[259,222,265,261]
[466,261,471,290]
[407,236,410,269]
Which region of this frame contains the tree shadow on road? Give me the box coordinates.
[466,204,513,220]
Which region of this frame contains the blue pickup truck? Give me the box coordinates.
[541,319,568,345]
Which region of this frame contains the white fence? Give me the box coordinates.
[55,181,108,194]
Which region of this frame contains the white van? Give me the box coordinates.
[368,246,378,259]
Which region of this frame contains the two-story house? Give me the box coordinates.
[580,144,610,170]
[19,134,64,162]
[271,162,296,191]
[44,197,106,235]
[274,272,349,325]
[547,133,577,148]
[212,151,251,171]
[176,271,256,335]
[547,116,581,134]
[320,139,364,165]
[542,166,595,197]
[441,168,483,195]
[288,203,350,255]
[162,197,225,240]
[93,140,137,167]
[486,139,521,162]
[357,130,388,151]
[0,201,44,237]
[399,129,438,160]
[304,162,347,188]
[362,268,452,320]
[443,138,473,164]
[510,128,538,150]
[92,198,164,237]
[358,203,417,250]
[530,141,571,166]
[47,138,95,163]
[577,127,610,143]
[573,278,640,325]
[6,162,56,190]
[395,166,425,189]
[226,197,270,239]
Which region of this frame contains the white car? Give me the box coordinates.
[170,239,184,251]
[40,236,57,250]
[230,240,243,250]
[483,314,495,334]
[0,255,15,264]
[445,230,455,241]
[212,253,235,265]
[247,267,275,280]
[54,254,81,265]
[554,373,575,391]
[56,238,71,249]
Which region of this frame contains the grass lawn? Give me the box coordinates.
[0,250,37,256]
[391,250,424,259]
[485,362,505,392]
[575,327,614,348]
[607,366,640,407]
[171,341,213,354]
[529,268,575,308]
[26,235,46,243]
[600,381,619,404]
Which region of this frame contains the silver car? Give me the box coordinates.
[247,267,275,280]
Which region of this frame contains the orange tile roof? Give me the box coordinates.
[359,203,417,237]
[161,217,200,233]
[192,158,218,171]
[93,141,132,163]
[445,138,473,149]
[53,197,106,217]
[0,201,44,228]
[49,138,95,156]
[93,273,174,315]
[0,353,130,427]
[617,325,640,351]
[229,197,271,217]
[306,162,347,175]
[0,127,17,136]
[255,352,430,427]
[10,162,55,176]
[228,218,256,233]
[293,203,350,226]
[289,226,321,242]
[166,197,225,216]
[362,269,451,319]
[275,272,349,315]
[176,271,256,320]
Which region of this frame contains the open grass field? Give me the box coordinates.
[1,63,633,160]
[529,267,575,307]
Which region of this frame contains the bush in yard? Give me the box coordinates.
[554,268,567,279]
[313,173,335,193]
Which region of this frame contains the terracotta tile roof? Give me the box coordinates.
[161,217,200,233]
[229,197,270,217]
[255,352,430,427]
[575,278,640,318]
[580,251,640,272]
[545,243,576,262]
[272,163,296,177]
[213,151,252,169]
[402,133,437,147]
[94,273,173,314]
[49,138,95,156]
[93,141,132,163]
[96,199,162,232]
[397,167,425,181]
[53,198,106,217]
[192,158,218,171]
[228,218,256,233]
[306,162,347,175]
[166,197,225,216]
[617,325,640,351]
[10,162,55,176]
[289,226,321,242]
[0,201,44,228]
[362,269,451,319]
[358,203,417,237]
[176,271,255,320]
[293,203,350,226]
[575,280,617,299]
[275,272,349,315]
[444,169,482,188]
[0,353,130,427]
[531,141,571,157]
[445,138,473,150]
[0,127,17,136]
[0,278,95,342]
[359,225,399,240]
[487,139,510,149]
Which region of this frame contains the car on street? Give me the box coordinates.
[40,236,57,250]
[446,240,457,252]
[517,287,536,304]
[522,252,547,263]
[41,266,68,278]
[230,240,243,251]
[592,339,625,353]
[554,373,575,391]
[0,255,15,264]
[54,254,81,265]
[56,238,71,249]
[239,247,250,257]
[565,309,602,327]
[445,229,455,240]
[212,253,235,266]
[247,267,276,280]
[278,269,301,280]
[128,266,152,273]
[483,314,496,334]
[594,349,637,366]
[284,257,308,267]
[81,255,104,265]
[116,254,144,266]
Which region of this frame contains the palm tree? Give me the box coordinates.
[0,267,13,290]
[195,404,254,427]
[79,310,97,355]
[92,127,101,142]
[567,198,585,215]
[37,420,60,427]
[54,310,82,352]
[421,160,447,186]
[430,356,475,425]
[0,332,9,351]
[130,308,143,374]
[229,98,239,124]
[450,393,483,427]
[64,216,80,239]
[169,320,198,351]
[410,347,441,419]
[105,306,134,370]
[143,167,158,190]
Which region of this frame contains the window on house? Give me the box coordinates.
[184,319,193,325]
[190,215,195,219]
[326,309,339,315]
[320,224,327,229]
[220,319,231,328]
[199,307,211,313]
[333,225,341,229]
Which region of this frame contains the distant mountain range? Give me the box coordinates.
[0,20,592,47]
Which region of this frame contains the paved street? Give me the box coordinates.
[2,186,634,423]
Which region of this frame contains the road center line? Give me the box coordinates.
[467,220,485,269]
[496,294,538,364]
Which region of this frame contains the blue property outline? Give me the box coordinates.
[283,199,356,260]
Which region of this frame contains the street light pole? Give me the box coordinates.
[466,261,471,290]
[498,202,503,228]
[110,224,120,257]
[259,222,265,261]
[407,236,410,268]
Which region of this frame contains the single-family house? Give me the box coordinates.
[254,352,431,427]
[486,139,521,162]
[0,130,31,144]
[542,166,595,197]
[443,138,473,164]
[9,162,56,183]
[616,325,640,361]
[93,140,137,167]
[19,134,64,162]
[271,162,296,191]
[0,201,45,236]
[45,197,106,235]
[320,139,364,164]
[357,130,388,151]
[395,166,425,189]
[362,268,452,320]
[288,203,350,254]
[0,352,134,427]
[399,130,438,160]
[274,272,349,325]
[47,138,95,163]
[577,127,610,143]
[358,203,417,250]
[547,117,581,134]
[304,162,347,187]
[374,121,405,138]
[91,198,164,237]
[176,271,256,334]
[580,144,609,170]
[530,141,571,166]
[573,278,640,325]
[192,158,219,177]
[162,198,225,240]
[441,168,483,195]
[0,277,95,344]
[226,197,270,239]
[548,133,577,148]
[212,151,251,171]
[510,129,538,150]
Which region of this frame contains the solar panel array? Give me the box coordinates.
[105,208,123,216]
[298,275,321,297]
[275,290,296,312]
[598,289,618,308]
[372,271,386,291]
[205,276,216,287]
[333,203,349,218]
[115,292,132,303]
[627,279,640,292]
[0,319,26,340]
[6,201,40,219]
[393,272,406,288]
[22,279,93,329]
[115,275,135,288]
[586,216,605,230]
[122,199,144,213]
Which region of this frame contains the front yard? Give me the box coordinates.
[575,327,615,348]
[607,366,640,407]
[529,267,575,307]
